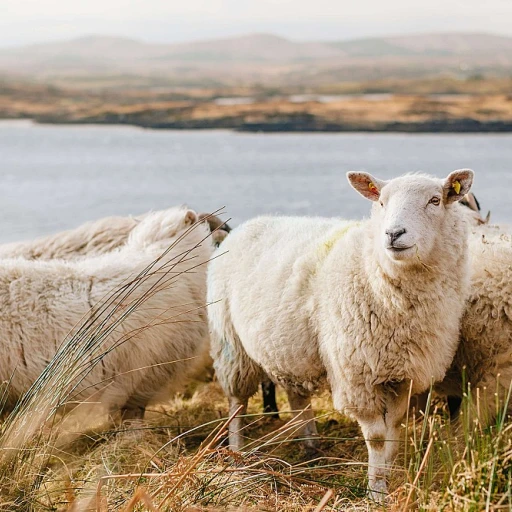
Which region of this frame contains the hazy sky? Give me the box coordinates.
[2,0,512,47]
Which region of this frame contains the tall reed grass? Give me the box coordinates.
[0,216,218,509]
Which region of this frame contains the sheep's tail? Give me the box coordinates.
[207,275,262,400]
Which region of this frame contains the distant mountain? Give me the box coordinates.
[157,33,342,62]
[1,32,511,85]
[384,32,512,55]
[0,33,340,69]
[329,32,512,57]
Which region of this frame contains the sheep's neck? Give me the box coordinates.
[365,221,469,303]
[350,219,470,391]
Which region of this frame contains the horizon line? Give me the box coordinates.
[2,28,512,51]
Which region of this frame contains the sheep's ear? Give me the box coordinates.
[184,209,198,225]
[443,169,474,204]
[347,172,387,202]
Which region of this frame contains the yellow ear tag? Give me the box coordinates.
[452,181,461,194]
[368,182,378,195]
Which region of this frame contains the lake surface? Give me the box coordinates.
[0,120,510,243]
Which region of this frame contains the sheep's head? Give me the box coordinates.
[347,170,474,265]
[198,213,231,246]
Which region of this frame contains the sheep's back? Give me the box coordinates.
[0,216,137,260]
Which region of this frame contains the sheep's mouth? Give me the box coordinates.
[387,245,413,253]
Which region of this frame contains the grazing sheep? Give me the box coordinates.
[208,170,474,499]
[0,216,139,260]
[0,207,214,419]
[0,208,228,419]
[0,212,229,261]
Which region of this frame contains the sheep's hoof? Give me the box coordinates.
[120,405,145,421]
[303,438,322,458]
[304,446,323,459]
[368,480,388,504]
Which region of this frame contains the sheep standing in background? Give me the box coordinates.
[208,170,474,500]
[435,214,512,424]
[0,207,214,420]
[460,192,490,226]
[408,193,512,423]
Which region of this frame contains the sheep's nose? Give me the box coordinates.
[385,227,406,245]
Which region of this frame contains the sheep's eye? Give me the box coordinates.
[379,201,384,207]
[429,197,441,206]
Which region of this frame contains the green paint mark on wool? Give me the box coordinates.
[315,222,359,264]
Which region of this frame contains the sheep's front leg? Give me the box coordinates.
[287,390,319,451]
[358,386,410,502]
[358,415,389,501]
[261,378,279,419]
[383,388,410,474]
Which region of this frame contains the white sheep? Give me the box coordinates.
[0,206,214,420]
[207,170,474,499]
[436,221,512,424]
[0,212,229,261]
[0,216,139,260]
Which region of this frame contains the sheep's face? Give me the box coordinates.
[347,170,474,265]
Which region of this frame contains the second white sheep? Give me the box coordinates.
[0,207,214,420]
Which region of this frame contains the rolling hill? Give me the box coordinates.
[1,32,511,86]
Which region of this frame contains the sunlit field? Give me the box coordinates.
[0,226,509,511]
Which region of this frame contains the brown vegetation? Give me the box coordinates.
[2,79,512,132]
[2,380,511,511]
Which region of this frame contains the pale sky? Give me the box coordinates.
[2,0,512,47]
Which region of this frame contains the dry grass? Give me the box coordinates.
[1,378,511,511]
[6,384,369,511]
[0,220,510,511]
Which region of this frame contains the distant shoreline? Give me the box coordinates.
[3,89,512,134]
[6,116,512,133]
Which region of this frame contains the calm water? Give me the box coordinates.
[0,120,510,243]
